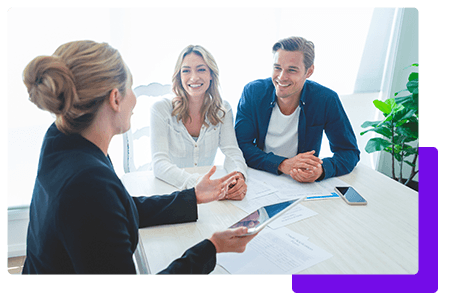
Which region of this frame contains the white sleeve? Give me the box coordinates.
[219,102,248,179]
[150,100,200,189]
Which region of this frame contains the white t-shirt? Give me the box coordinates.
[264,103,299,158]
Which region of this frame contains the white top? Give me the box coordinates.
[150,98,247,189]
[264,103,300,158]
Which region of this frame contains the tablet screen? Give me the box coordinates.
[230,199,299,231]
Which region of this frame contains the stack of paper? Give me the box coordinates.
[217,227,333,274]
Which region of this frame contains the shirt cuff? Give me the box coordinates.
[319,158,333,181]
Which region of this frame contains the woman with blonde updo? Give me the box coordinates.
[22,40,255,274]
[151,45,248,200]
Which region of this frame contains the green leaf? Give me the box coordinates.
[407,80,418,94]
[365,138,391,153]
[384,145,393,153]
[405,147,418,155]
[394,89,408,96]
[374,127,393,138]
[408,72,418,81]
[394,109,415,123]
[394,95,412,105]
[397,121,418,140]
[361,126,392,139]
[394,152,402,162]
[404,63,418,69]
[361,120,381,128]
[393,135,408,145]
[396,93,418,114]
[385,98,398,109]
[373,100,392,114]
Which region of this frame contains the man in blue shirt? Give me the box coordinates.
[235,36,359,182]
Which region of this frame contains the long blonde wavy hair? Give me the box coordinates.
[171,45,225,126]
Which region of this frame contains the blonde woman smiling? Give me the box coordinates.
[151,45,247,200]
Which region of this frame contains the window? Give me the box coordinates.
[7,7,373,208]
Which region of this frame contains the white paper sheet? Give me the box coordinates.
[217,227,333,274]
[247,168,330,200]
[245,176,278,200]
[268,203,318,229]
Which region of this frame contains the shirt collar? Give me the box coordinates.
[270,80,309,109]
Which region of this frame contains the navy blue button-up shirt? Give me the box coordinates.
[235,78,359,180]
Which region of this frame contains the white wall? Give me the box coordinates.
[339,92,382,169]
[376,8,419,181]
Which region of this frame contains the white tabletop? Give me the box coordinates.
[121,164,418,274]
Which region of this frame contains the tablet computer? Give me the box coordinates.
[229,197,305,236]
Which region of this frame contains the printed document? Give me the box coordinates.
[268,203,318,229]
[217,227,333,274]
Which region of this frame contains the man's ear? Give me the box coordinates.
[306,65,314,78]
[108,88,121,112]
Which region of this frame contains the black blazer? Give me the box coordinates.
[22,123,216,274]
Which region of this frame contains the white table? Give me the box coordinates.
[121,164,418,274]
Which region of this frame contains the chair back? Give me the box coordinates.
[133,234,151,274]
[123,82,172,173]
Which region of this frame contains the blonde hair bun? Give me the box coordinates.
[23,40,129,135]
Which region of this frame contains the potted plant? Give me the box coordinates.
[360,63,418,190]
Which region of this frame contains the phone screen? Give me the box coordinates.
[336,187,367,203]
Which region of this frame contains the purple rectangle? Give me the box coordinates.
[292,147,438,293]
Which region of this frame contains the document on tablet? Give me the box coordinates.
[217,227,333,274]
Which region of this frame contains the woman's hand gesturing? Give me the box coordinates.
[195,166,238,204]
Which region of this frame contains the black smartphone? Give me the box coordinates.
[334,186,367,205]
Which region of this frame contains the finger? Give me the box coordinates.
[294,162,319,170]
[223,174,239,189]
[290,169,302,182]
[291,169,309,182]
[297,151,323,164]
[296,150,317,159]
[290,165,314,177]
[217,183,229,200]
[204,165,217,180]
[227,181,246,199]
[228,178,244,192]
[300,155,322,165]
[239,230,259,241]
[296,171,316,182]
[218,171,239,185]
[226,187,240,198]
[226,189,242,200]
[230,226,249,237]
[227,191,245,200]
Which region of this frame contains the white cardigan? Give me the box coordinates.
[150,98,247,189]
